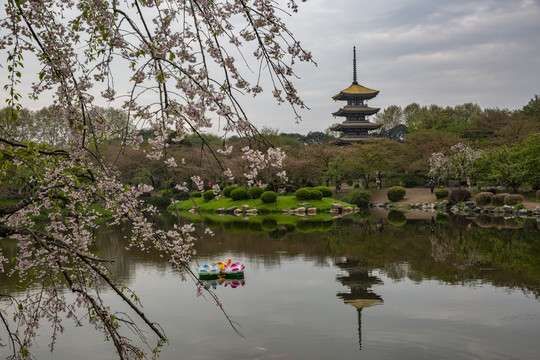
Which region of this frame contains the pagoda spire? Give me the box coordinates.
[353,46,358,85]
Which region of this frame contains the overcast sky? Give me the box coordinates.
[3,0,539,135]
[241,0,540,134]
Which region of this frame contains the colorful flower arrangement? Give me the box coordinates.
[196,259,245,280]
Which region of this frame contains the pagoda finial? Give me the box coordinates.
[353,46,358,85]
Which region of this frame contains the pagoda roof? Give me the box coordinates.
[333,106,380,117]
[333,84,379,100]
[330,122,382,131]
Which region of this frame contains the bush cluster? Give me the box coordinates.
[474,192,493,206]
[294,188,311,201]
[387,186,406,202]
[448,189,471,204]
[343,189,371,208]
[191,191,201,198]
[260,191,278,203]
[310,189,323,200]
[492,193,509,206]
[504,194,524,206]
[248,186,265,199]
[223,185,238,198]
[536,190,540,201]
[230,187,248,201]
[435,189,449,200]
[313,186,333,197]
[203,189,215,201]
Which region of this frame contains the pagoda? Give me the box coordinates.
[331,47,382,145]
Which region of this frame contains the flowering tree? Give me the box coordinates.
[0,0,312,358]
[428,143,481,187]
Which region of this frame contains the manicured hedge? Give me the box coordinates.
[295,188,311,201]
[310,190,323,200]
[191,191,201,198]
[230,187,248,201]
[313,186,333,197]
[474,192,493,206]
[448,189,471,204]
[387,186,406,202]
[504,194,524,206]
[260,191,278,203]
[248,186,265,199]
[223,185,238,198]
[203,189,215,201]
[343,189,371,208]
[435,189,449,200]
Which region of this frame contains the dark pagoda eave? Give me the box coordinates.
[330,123,382,131]
[332,107,380,117]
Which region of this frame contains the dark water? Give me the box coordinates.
[2,211,540,359]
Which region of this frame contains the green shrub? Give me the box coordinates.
[474,192,493,206]
[504,194,524,206]
[295,188,311,201]
[191,191,201,198]
[248,186,265,199]
[313,186,333,197]
[435,189,449,200]
[387,186,406,202]
[343,189,371,208]
[143,196,171,210]
[203,189,215,201]
[514,202,525,210]
[230,187,248,201]
[223,185,238,198]
[354,183,360,188]
[387,210,406,226]
[448,189,471,204]
[492,193,509,206]
[260,191,277,203]
[310,190,323,200]
[537,189,540,200]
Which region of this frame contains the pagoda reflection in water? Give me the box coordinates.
[335,258,383,350]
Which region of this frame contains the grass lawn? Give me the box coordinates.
[169,195,354,214]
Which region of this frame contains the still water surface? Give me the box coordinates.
[2,212,540,359]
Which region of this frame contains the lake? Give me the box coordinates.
[1,210,540,359]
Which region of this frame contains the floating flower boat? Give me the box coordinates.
[197,259,245,280]
[195,263,221,279]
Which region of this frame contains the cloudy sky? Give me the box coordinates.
[241,0,540,134]
[2,0,539,135]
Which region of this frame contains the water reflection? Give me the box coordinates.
[335,258,383,350]
[2,211,540,360]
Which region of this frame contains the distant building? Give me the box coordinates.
[331,47,382,145]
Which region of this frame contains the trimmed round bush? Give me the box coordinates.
[248,186,265,199]
[203,189,215,201]
[230,187,248,201]
[435,189,449,200]
[223,185,238,198]
[191,191,201,198]
[474,192,493,206]
[387,210,406,226]
[492,193,509,206]
[313,186,333,197]
[310,190,323,200]
[448,188,471,204]
[537,189,540,200]
[343,189,371,208]
[260,190,277,203]
[387,186,406,202]
[295,188,311,201]
[504,194,524,206]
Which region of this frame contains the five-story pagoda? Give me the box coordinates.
[331,47,381,144]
